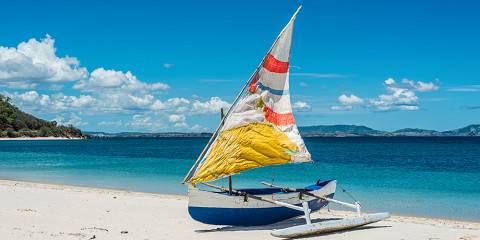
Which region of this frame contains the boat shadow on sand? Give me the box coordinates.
[195,216,391,237]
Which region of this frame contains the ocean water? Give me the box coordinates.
[0,137,479,221]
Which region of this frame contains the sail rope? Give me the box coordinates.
[338,184,359,204]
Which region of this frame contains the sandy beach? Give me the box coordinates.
[0,180,478,240]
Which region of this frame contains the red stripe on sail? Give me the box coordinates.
[263,54,289,73]
[263,106,295,126]
[249,71,260,93]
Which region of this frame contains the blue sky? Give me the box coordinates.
[0,0,479,132]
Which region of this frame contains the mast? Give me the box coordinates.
[220,108,233,195]
[183,5,303,184]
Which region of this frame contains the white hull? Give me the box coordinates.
[187,180,337,226]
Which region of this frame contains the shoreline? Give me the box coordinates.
[0,137,84,141]
[1,178,478,225]
[1,179,479,239]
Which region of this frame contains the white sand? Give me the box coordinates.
[0,179,478,240]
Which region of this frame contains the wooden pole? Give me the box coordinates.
[219,108,233,195]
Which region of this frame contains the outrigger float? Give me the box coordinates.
[183,6,389,238]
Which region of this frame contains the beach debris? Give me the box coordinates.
[81,227,109,232]
[17,208,37,213]
[113,196,117,199]
[121,230,128,234]
[89,235,96,239]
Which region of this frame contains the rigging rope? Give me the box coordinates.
[338,184,359,204]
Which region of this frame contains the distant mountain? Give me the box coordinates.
[85,124,479,138]
[299,125,387,137]
[0,95,85,139]
[392,128,442,137]
[299,124,480,137]
[441,124,480,136]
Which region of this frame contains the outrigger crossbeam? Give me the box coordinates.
[201,180,359,225]
[200,181,389,239]
[200,182,313,224]
[260,182,362,216]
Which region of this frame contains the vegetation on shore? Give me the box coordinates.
[0,95,85,139]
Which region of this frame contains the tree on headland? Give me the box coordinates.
[0,94,85,138]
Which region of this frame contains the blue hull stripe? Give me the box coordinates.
[189,193,334,226]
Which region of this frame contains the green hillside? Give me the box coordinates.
[0,95,84,138]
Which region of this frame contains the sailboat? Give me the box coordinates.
[183,6,389,237]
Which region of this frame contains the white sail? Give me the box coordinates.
[184,6,310,184]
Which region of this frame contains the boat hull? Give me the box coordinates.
[188,180,336,226]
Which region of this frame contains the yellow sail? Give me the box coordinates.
[184,6,311,184]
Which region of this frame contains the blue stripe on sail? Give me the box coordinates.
[257,82,289,95]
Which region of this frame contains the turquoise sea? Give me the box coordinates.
[0,137,479,221]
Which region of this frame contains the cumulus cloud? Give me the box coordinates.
[331,94,364,111]
[401,79,439,92]
[5,91,96,112]
[330,78,439,112]
[163,63,173,69]
[98,120,123,126]
[168,114,186,123]
[330,105,353,111]
[292,101,311,111]
[127,114,164,130]
[53,113,87,127]
[0,35,87,88]
[192,97,231,114]
[338,94,364,105]
[1,35,232,131]
[369,78,428,111]
[74,68,169,92]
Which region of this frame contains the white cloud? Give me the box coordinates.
[0,35,87,89]
[163,63,173,69]
[292,101,311,111]
[330,105,353,111]
[127,114,164,131]
[6,91,95,111]
[368,78,438,111]
[447,85,480,92]
[330,78,439,112]
[402,79,439,92]
[173,122,189,128]
[168,114,186,123]
[167,97,190,106]
[384,78,395,85]
[192,97,231,114]
[74,68,169,92]
[191,124,206,132]
[53,113,87,127]
[1,36,233,131]
[338,94,364,105]
[369,78,419,111]
[98,120,123,126]
[331,94,364,111]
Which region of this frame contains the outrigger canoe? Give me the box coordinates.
[182,6,389,237]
